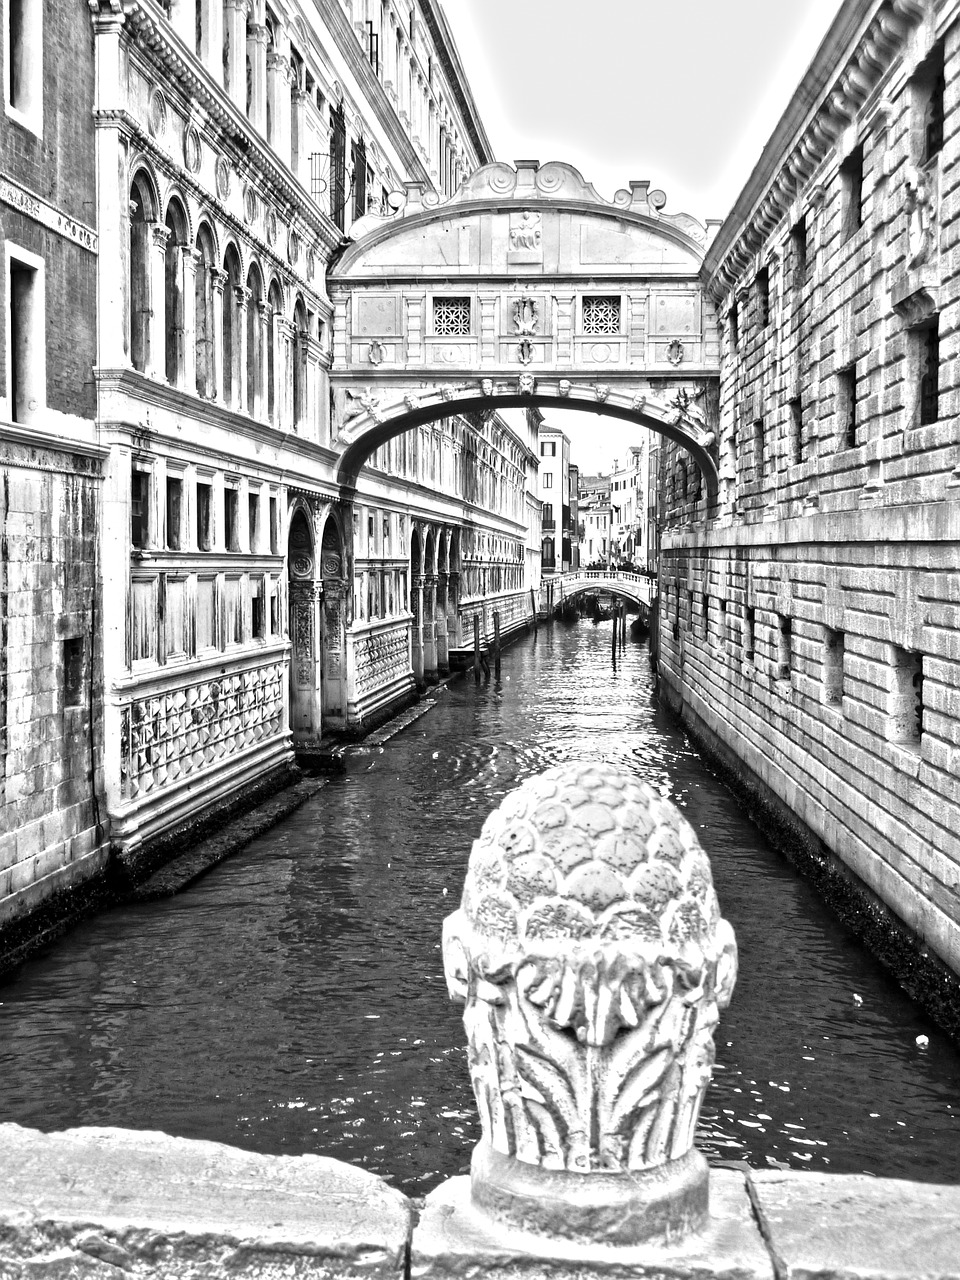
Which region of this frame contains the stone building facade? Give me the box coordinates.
[660,0,960,984]
[0,0,105,927]
[1,0,538,937]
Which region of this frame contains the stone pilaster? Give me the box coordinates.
[247,22,268,132]
[147,223,171,381]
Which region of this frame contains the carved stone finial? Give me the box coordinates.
[442,762,737,1247]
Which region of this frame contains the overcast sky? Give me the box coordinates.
[438,0,843,473]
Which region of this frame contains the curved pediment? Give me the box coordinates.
[335,160,707,279]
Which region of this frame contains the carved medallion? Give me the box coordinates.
[183,125,202,173]
[148,88,167,139]
[215,157,231,201]
[243,185,258,225]
[288,228,300,267]
[589,342,612,364]
[667,339,685,366]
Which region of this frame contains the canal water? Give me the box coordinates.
[1,620,959,1191]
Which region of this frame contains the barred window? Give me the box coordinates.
[433,296,471,335]
[582,295,621,334]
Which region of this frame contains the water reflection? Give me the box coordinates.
[0,621,958,1189]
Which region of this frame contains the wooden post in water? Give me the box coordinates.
[621,603,627,651]
[530,588,538,635]
[493,610,501,679]
[473,615,481,684]
[611,601,618,667]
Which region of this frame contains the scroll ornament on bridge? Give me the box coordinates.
[442,761,737,1235]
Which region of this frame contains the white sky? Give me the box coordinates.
[439,0,844,474]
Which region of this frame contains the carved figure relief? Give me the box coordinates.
[512,298,539,336]
[558,379,572,397]
[368,340,385,365]
[518,339,534,365]
[510,210,542,252]
[594,383,610,402]
[667,339,685,366]
[518,373,535,395]
[480,378,494,397]
[442,763,737,1178]
[905,163,934,268]
[290,583,315,686]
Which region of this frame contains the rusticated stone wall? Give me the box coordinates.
[0,439,107,926]
[660,0,960,992]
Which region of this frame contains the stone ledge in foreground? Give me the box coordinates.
[747,1168,960,1280]
[0,1123,411,1279]
[410,1170,774,1280]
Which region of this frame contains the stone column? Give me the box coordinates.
[180,245,199,393]
[301,333,322,442]
[423,574,438,681]
[147,223,170,381]
[210,266,227,402]
[411,574,425,685]
[247,22,268,132]
[256,299,270,422]
[291,87,309,186]
[436,571,449,673]
[447,569,461,647]
[266,50,290,155]
[276,316,294,429]
[198,0,224,86]
[223,0,248,109]
[234,284,250,413]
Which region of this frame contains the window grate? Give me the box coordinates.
[582,296,621,335]
[433,297,471,336]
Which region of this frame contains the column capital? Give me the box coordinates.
[150,223,171,250]
[210,266,229,292]
[234,284,252,308]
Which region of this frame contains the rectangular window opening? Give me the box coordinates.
[791,216,808,285]
[728,301,739,352]
[744,605,756,661]
[824,627,845,705]
[837,365,858,449]
[788,395,804,465]
[131,467,150,549]
[433,296,471,336]
[9,258,42,424]
[919,45,945,164]
[754,418,765,477]
[701,593,709,642]
[777,615,792,681]
[269,495,279,554]
[890,645,924,745]
[248,492,261,552]
[63,636,84,708]
[224,488,240,552]
[165,476,182,551]
[841,145,864,241]
[196,482,212,550]
[251,577,265,639]
[918,321,940,425]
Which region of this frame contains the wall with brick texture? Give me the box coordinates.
[0,436,108,928]
[660,0,960,991]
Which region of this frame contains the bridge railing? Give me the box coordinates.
[546,569,656,607]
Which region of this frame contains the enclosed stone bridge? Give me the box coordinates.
[329,160,721,502]
[548,569,655,610]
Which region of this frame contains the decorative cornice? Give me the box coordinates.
[702,0,928,300]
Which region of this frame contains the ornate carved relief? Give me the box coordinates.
[442,763,737,1241]
[183,124,202,173]
[290,583,315,686]
[215,157,231,201]
[119,664,286,799]
[148,88,167,138]
[354,627,410,697]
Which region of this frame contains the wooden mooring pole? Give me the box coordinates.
[473,616,481,684]
[530,588,538,635]
[493,611,501,679]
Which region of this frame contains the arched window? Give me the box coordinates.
[195,224,216,398]
[222,246,242,410]
[128,173,155,373]
[246,264,263,417]
[292,296,307,429]
[267,280,283,423]
[164,199,188,386]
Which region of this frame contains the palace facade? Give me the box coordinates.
[0,1,540,934]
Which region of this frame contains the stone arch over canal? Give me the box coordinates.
[328,159,722,506]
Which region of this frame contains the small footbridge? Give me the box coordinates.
[545,569,656,611]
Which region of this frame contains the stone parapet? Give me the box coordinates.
[1,1124,959,1280]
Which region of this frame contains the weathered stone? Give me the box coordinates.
[443,763,737,1246]
[0,1124,411,1280]
[748,1170,960,1280]
[411,1169,773,1280]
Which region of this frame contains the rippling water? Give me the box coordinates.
[1,620,958,1190]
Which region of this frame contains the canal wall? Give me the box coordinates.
[656,0,960,1008]
[1,1123,958,1279]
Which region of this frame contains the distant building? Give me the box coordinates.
[537,421,572,572]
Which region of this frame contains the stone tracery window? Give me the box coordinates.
[582,295,621,335]
[433,296,471,336]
